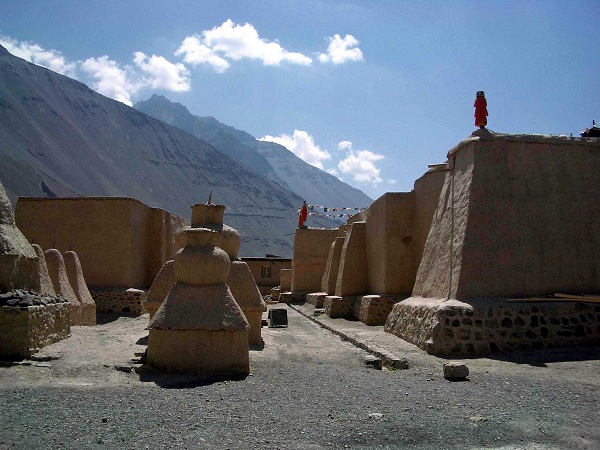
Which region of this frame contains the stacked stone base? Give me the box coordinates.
[147,329,249,374]
[358,295,407,325]
[322,294,405,326]
[270,287,281,302]
[385,297,600,355]
[278,292,306,304]
[0,303,71,359]
[307,292,327,308]
[324,296,353,318]
[90,288,147,315]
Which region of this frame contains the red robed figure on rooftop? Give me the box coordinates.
[298,200,308,228]
[474,91,488,128]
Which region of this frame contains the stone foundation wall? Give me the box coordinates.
[307,292,327,308]
[0,303,71,359]
[278,292,306,304]
[90,288,147,315]
[323,295,354,318]
[322,294,402,326]
[358,295,405,326]
[385,297,600,355]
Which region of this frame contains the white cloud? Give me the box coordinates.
[259,130,331,169]
[80,56,140,106]
[0,36,77,77]
[318,34,363,64]
[326,168,338,176]
[175,19,312,72]
[175,36,230,73]
[387,179,398,185]
[1,36,193,106]
[133,52,190,92]
[337,141,384,184]
[337,141,353,151]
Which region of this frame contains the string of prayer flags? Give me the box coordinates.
[306,204,365,213]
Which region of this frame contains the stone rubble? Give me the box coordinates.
[0,289,69,307]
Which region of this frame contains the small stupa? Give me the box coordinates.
[147,202,249,375]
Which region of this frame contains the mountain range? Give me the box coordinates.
[0,45,371,256]
[134,94,373,208]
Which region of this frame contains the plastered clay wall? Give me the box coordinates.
[412,170,446,269]
[414,132,600,300]
[321,237,345,294]
[0,302,71,359]
[242,257,291,295]
[335,222,368,297]
[280,269,292,291]
[15,197,188,289]
[387,131,600,354]
[363,193,416,294]
[291,228,337,293]
[334,171,443,297]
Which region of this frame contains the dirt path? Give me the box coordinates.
[0,306,369,388]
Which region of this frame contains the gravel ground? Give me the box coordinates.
[1,307,599,449]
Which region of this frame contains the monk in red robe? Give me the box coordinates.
[474,91,488,128]
[298,201,308,228]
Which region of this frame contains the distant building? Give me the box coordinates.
[241,256,292,295]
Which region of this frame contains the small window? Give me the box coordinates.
[261,265,272,278]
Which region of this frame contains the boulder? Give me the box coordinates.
[443,361,469,380]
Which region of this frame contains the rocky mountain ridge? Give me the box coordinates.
[0,45,340,257]
[134,95,373,208]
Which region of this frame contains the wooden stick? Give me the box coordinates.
[507,297,600,303]
[554,293,600,301]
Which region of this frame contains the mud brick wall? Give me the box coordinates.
[385,298,600,355]
[0,303,71,359]
[90,288,147,315]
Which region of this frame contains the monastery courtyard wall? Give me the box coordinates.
[15,197,188,314]
[299,130,600,355]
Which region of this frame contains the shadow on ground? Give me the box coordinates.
[96,313,140,325]
[137,369,248,389]
[463,344,600,367]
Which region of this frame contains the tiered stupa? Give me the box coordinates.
[147,203,249,374]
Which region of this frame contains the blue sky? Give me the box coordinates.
[1,0,598,201]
